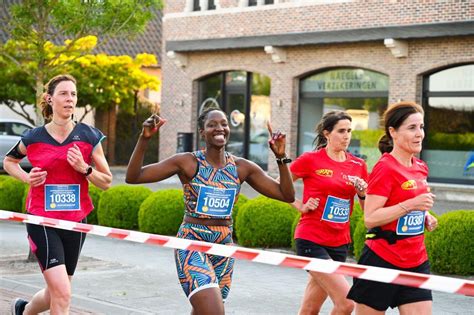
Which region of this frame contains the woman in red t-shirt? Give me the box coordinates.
[290,111,368,315]
[347,101,438,314]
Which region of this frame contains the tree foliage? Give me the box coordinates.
[0,0,162,123]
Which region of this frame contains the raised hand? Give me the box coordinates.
[267,121,286,158]
[142,114,167,139]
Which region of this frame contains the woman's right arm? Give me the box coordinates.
[289,173,319,214]
[364,193,435,229]
[3,142,47,186]
[125,115,192,184]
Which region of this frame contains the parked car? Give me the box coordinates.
[0,118,35,171]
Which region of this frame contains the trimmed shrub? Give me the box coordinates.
[97,185,152,230]
[21,184,30,213]
[236,196,299,248]
[0,176,27,213]
[87,184,104,225]
[425,210,474,275]
[231,193,249,242]
[349,202,363,255]
[139,189,184,235]
[290,212,301,251]
[0,175,11,182]
[353,216,367,260]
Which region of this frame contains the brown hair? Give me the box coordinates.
[40,74,77,120]
[313,110,352,150]
[378,101,424,153]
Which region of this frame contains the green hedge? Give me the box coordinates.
[353,215,367,260]
[349,202,363,255]
[291,212,301,251]
[231,194,249,242]
[0,176,27,213]
[86,184,104,225]
[138,189,184,235]
[427,133,474,151]
[235,196,298,248]
[97,185,152,230]
[425,210,474,275]
[21,184,29,213]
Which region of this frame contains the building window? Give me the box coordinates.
[298,68,389,169]
[247,0,274,6]
[193,0,200,11]
[208,0,216,10]
[198,71,271,169]
[422,64,474,184]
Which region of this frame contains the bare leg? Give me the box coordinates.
[399,300,432,315]
[189,287,225,315]
[355,303,385,315]
[298,274,328,314]
[24,265,71,315]
[306,271,354,315]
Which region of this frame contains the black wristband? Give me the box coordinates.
[357,194,366,200]
[84,166,93,176]
[276,157,292,165]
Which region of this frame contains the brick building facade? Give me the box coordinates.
[161,0,474,184]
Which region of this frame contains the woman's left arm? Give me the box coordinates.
[87,144,113,190]
[67,143,112,190]
[240,123,295,203]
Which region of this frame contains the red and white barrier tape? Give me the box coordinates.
[1,210,473,297]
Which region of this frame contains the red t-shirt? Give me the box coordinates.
[290,149,368,247]
[22,123,105,222]
[366,153,429,268]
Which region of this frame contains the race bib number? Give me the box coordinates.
[45,184,80,211]
[322,195,350,223]
[396,210,426,235]
[195,186,236,217]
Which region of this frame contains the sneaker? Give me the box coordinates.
[10,298,28,315]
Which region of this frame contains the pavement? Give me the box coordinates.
[1,166,473,314]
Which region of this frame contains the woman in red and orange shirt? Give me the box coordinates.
[347,101,438,314]
[290,111,368,315]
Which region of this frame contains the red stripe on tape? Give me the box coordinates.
[11,213,27,222]
[280,257,311,269]
[394,273,429,288]
[232,249,259,260]
[336,264,367,278]
[456,283,474,297]
[187,242,213,253]
[108,229,130,239]
[43,218,59,227]
[73,223,93,233]
[145,235,170,246]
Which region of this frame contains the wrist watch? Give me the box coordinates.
[84,165,93,176]
[276,156,292,165]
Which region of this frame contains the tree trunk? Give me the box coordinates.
[107,105,117,165]
[35,72,45,126]
[94,105,117,165]
[95,107,109,157]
